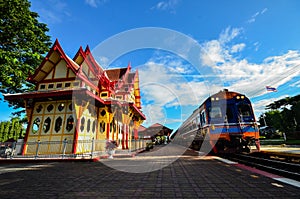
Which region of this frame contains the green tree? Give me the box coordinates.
[0,118,25,142]
[292,102,300,131]
[261,94,300,135]
[3,121,10,141]
[0,0,51,112]
[258,110,282,130]
[0,122,5,141]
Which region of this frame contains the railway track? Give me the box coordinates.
[220,153,300,181]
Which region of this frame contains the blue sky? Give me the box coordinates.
[1,0,300,131]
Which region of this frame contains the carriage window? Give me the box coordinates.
[200,111,206,125]
[196,116,200,127]
[209,107,222,118]
[237,103,251,117]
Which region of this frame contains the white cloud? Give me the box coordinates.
[199,26,300,100]
[32,0,71,24]
[219,27,243,44]
[97,56,110,68]
[85,0,98,7]
[152,0,179,13]
[137,25,300,128]
[253,42,260,51]
[201,40,225,66]
[231,43,246,53]
[138,56,214,126]
[290,80,300,88]
[85,0,109,8]
[196,25,300,122]
[247,8,268,23]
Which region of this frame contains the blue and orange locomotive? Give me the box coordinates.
[176,89,260,153]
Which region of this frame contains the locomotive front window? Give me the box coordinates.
[209,107,222,118]
[226,106,234,120]
[237,103,251,117]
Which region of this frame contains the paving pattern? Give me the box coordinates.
[0,145,299,198]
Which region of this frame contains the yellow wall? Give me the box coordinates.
[25,100,76,155]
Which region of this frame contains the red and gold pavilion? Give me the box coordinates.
[4,39,145,155]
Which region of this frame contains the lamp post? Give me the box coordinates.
[263,114,267,127]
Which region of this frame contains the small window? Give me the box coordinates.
[40,84,46,90]
[66,115,74,132]
[80,117,85,132]
[100,109,106,116]
[73,82,80,87]
[43,117,51,133]
[92,120,96,133]
[47,104,54,112]
[55,117,63,133]
[110,122,113,134]
[65,82,71,87]
[99,121,105,133]
[101,92,108,98]
[68,103,73,111]
[36,104,43,113]
[48,84,54,89]
[56,83,62,88]
[32,118,41,134]
[87,119,91,133]
[58,103,65,112]
[116,95,123,100]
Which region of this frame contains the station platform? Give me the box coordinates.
[260,145,300,158]
[0,144,299,198]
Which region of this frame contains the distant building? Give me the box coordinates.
[138,123,173,142]
[4,40,145,155]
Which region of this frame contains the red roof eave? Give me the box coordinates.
[3,88,105,105]
[129,103,146,120]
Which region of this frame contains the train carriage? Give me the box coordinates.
[176,89,260,153]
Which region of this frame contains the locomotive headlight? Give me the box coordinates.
[236,96,240,99]
[211,124,215,130]
[211,97,215,101]
[216,97,219,101]
[241,96,245,99]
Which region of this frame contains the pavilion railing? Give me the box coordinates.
[0,138,149,160]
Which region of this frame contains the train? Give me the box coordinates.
[174,89,260,153]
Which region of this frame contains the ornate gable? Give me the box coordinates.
[27,39,79,85]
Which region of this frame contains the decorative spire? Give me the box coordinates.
[127,61,131,70]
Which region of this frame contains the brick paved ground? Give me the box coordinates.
[0,144,299,198]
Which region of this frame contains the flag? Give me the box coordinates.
[266,86,277,92]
